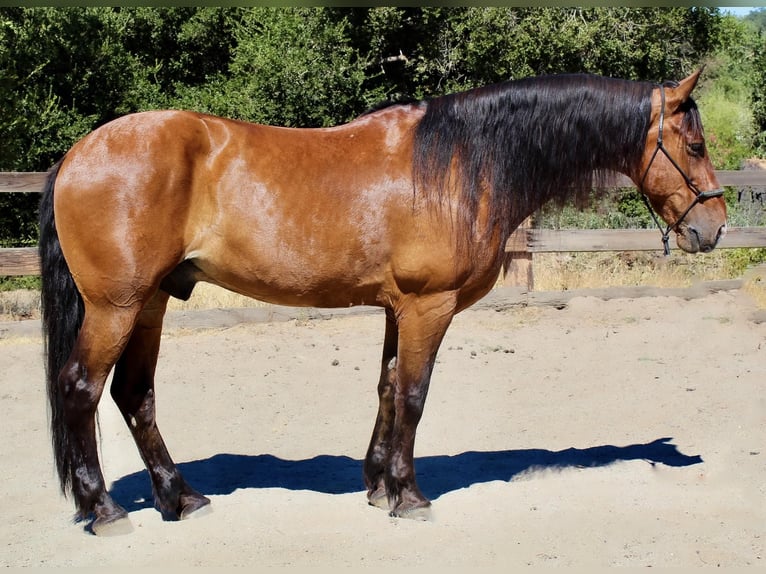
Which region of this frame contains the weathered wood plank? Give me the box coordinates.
[718,226,766,248]
[505,228,660,252]
[0,247,39,276]
[0,172,48,193]
[472,280,744,311]
[714,170,766,187]
[610,171,766,187]
[505,227,766,253]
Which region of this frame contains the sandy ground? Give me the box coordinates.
[0,286,764,567]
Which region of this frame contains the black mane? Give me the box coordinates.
[412,74,654,242]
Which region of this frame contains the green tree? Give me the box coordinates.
[351,7,723,99]
[0,7,146,246]
[695,13,759,168]
[0,7,151,171]
[744,7,766,33]
[171,8,373,126]
[753,35,766,155]
[747,8,766,156]
[115,6,240,104]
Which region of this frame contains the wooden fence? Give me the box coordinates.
[2,171,766,286]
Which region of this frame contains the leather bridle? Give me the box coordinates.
[638,85,724,255]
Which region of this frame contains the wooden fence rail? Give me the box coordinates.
[504,226,766,253]
[2,170,766,279]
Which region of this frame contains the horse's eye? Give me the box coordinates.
[688,142,705,157]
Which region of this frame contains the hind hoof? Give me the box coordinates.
[91,515,134,536]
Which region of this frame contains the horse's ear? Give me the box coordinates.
[665,68,703,112]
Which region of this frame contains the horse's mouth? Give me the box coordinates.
[676,223,726,254]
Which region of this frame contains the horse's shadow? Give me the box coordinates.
[109,437,701,513]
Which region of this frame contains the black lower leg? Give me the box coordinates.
[363,312,398,504]
[119,385,209,519]
[59,361,128,527]
[111,315,209,520]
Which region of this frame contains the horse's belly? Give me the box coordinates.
[187,242,388,309]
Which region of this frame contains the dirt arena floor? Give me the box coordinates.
[1,286,764,567]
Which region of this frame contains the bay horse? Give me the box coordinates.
[39,70,726,535]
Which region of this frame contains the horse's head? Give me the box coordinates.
[636,69,727,254]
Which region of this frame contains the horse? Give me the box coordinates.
[39,70,726,535]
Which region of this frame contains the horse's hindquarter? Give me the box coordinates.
[54,111,212,306]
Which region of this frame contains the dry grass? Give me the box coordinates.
[0,283,269,323]
[0,289,40,322]
[528,250,766,309]
[741,263,766,308]
[531,250,744,291]
[166,283,268,312]
[1,253,764,322]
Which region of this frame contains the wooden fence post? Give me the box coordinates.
[503,216,534,290]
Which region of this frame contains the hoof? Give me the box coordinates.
[389,503,433,522]
[91,515,134,537]
[180,495,212,520]
[367,488,389,511]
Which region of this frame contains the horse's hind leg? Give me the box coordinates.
[110,290,211,522]
[56,304,143,536]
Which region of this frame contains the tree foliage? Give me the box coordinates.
[693,13,760,168]
[752,32,766,155]
[744,7,766,33]
[170,8,374,127]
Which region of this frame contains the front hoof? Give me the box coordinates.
[389,502,433,522]
[91,514,134,536]
[367,486,389,511]
[179,493,212,520]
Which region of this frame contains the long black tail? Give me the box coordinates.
[39,157,83,497]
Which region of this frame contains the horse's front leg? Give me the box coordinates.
[372,293,456,519]
[363,309,398,508]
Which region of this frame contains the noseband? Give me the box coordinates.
[638,85,724,255]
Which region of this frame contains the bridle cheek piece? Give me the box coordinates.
[638,85,724,255]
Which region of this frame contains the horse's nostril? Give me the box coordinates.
[688,226,701,245]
